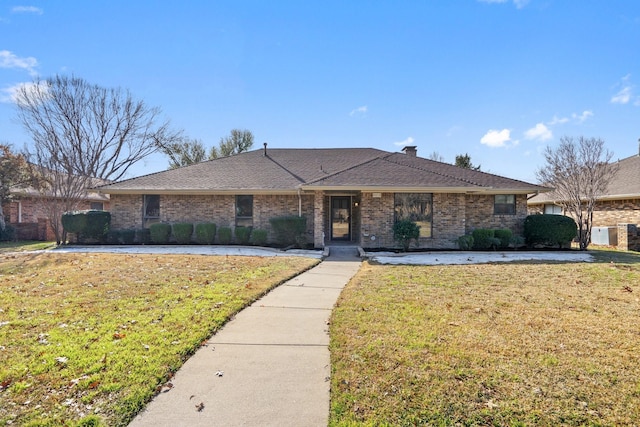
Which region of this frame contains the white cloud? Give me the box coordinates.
[524,123,552,141]
[393,136,415,147]
[0,81,49,104]
[548,115,569,125]
[480,129,511,148]
[12,6,43,14]
[349,105,367,117]
[0,50,38,76]
[572,110,593,122]
[611,75,635,105]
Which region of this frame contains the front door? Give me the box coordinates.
[331,196,351,241]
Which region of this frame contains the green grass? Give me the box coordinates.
[329,249,640,426]
[0,252,318,426]
[0,241,57,253]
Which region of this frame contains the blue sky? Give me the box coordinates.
[1,1,639,182]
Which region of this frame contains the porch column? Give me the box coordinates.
[313,191,325,248]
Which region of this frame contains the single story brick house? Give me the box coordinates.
[528,151,640,250]
[97,145,548,249]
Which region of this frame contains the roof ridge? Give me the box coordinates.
[382,154,485,187]
[303,152,388,185]
[262,153,306,184]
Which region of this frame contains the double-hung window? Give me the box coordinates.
[143,195,160,226]
[394,193,433,238]
[236,195,253,227]
[494,194,516,215]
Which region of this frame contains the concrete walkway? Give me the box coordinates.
[128,246,361,427]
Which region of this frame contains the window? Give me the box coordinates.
[544,204,562,215]
[90,202,104,211]
[494,194,516,215]
[236,195,253,227]
[143,195,160,226]
[394,193,432,238]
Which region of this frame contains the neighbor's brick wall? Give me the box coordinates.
[528,199,640,227]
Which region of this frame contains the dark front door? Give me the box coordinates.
[331,196,351,241]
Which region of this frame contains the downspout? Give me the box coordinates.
[297,188,302,217]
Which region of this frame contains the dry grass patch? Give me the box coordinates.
[0,252,318,426]
[330,253,640,426]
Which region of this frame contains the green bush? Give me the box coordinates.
[120,229,136,245]
[251,229,268,246]
[269,216,307,248]
[393,220,420,252]
[149,223,171,244]
[173,222,193,244]
[0,224,16,242]
[472,228,496,250]
[456,234,474,250]
[494,229,513,249]
[218,227,232,245]
[524,214,578,248]
[62,210,110,243]
[83,211,111,242]
[135,228,151,245]
[235,226,252,245]
[195,223,216,244]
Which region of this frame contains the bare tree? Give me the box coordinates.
[15,75,181,243]
[428,151,445,162]
[536,136,618,250]
[158,137,207,169]
[0,144,31,232]
[210,129,254,159]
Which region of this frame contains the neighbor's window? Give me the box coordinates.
[90,202,104,211]
[494,194,516,215]
[394,193,432,238]
[544,204,562,215]
[236,195,253,227]
[143,195,160,226]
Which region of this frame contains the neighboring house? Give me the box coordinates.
[3,178,110,241]
[528,151,640,250]
[97,145,548,249]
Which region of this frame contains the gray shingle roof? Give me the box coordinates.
[98,148,548,194]
[528,154,640,204]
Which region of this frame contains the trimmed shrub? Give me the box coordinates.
[195,223,216,245]
[235,226,252,245]
[83,211,111,242]
[121,229,136,245]
[494,229,513,249]
[135,228,151,245]
[524,214,578,248]
[251,229,268,246]
[62,210,110,243]
[456,234,474,250]
[173,222,193,244]
[150,223,171,244]
[269,216,307,248]
[0,224,16,242]
[472,228,496,250]
[393,220,420,252]
[218,227,232,245]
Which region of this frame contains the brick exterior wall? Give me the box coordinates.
[109,191,529,249]
[617,224,640,252]
[111,193,315,244]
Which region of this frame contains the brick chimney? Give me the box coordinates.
[402,146,417,157]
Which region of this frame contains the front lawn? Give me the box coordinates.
[0,252,318,426]
[330,250,640,426]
